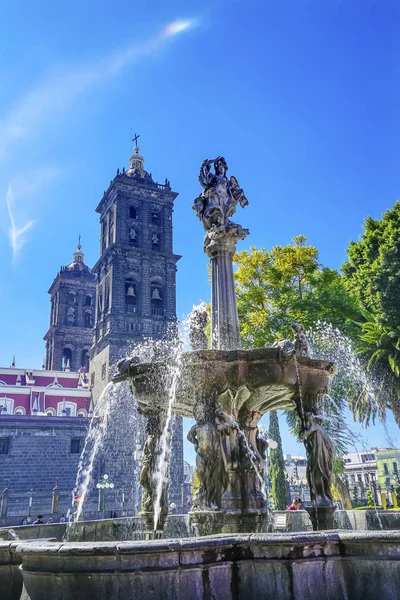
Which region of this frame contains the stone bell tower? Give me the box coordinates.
[89,141,181,398]
[89,140,184,511]
[44,240,96,371]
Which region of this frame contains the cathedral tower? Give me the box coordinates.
[44,241,96,371]
[90,142,180,398]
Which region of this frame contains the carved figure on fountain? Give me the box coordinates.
[292,322,310,357]
[187,399,228,511]
[193,157,249,255]
[188,304,209,351]
[139,411,168,523]
[300,411,334,507]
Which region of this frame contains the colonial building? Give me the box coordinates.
[90,143,180,398]
[44,242,96,371]
[0,140,186,521]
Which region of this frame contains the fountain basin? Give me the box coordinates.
[18,531,400,600]
[121,348,334,416]
[0,542,23,600]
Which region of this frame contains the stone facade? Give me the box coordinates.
[44,244,96,372]
[0,416,88,519]
[89,146,184,511]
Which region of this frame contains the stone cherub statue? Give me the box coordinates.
[300,411,333,507]
[139,412,167,517]
[187,400,228,510]
[291,322,309,357]
[192,157,249,248]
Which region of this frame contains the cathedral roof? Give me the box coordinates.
[60,240,95,280]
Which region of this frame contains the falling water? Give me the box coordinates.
[152,343,183,532]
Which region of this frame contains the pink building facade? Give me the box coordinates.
[0,367,92,418]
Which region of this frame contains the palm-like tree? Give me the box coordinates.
[357,310,400,379]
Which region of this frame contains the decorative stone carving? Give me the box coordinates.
[193,157,248,234]
[188,304,209,350]
[193,157,249,350]
[139,410,168,527]
[292,322,309,357]
[300,411,333,507]
[187,399,228,510]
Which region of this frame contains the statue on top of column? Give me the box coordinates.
[193,157,249,250]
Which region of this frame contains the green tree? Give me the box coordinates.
[367,489,374,508]
[268,411,288,510]
[352,485,360,508]
[342,201,400,331]
[234,236,360,348]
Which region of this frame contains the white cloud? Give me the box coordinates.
[0,18,198,160]
[6,186,35,260]
[4,166,61,260]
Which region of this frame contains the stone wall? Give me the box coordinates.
[0,417,88,518]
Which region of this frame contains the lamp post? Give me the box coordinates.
[27,489,34,517]
[258,425,277,506]
[96,474,114,519]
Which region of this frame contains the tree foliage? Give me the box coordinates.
[342,201,400,331]
[268,411,288,510]
[234,236,360,348]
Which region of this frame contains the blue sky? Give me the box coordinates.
[1,0,400,457]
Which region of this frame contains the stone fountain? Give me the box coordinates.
[116,155,337,534]
[11,156,400,600]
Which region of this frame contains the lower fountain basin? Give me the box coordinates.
[0,542,23,600]
[120,348,334,416]
[18,531,400,600]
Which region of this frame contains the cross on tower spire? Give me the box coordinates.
[132,133,140,147]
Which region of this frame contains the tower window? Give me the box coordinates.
[71,439,82,454]
[62,348,73,370]
[101,363,107,380]
[130,206,137,219]
[152,211,160,224]
[129,226,138,246]
[85,296,92,307]
[81,350,89,370]
[151,286,163,317]
[125,281,137,312]
[84,312,92,328]
[152,232,160,251]
[0,438,10,454]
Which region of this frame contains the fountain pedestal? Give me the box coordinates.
[306,505,337,531]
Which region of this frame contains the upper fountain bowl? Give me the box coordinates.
[115,348,335,419]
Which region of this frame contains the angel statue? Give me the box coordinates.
[193,157,249,234]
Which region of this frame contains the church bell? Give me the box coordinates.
[151,288,162,300]
[126,284,136,297]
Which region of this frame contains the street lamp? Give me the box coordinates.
[96,474,115,519]
[27,489,34,517]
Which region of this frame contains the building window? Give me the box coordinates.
[91,372,95,387]
[0,438,10,454]
[129,226,138,246]
[71,439,81,454]
[130,206,137,219]
[81,350,89,370]
[151,286,163,317]
[84,312,92,328]
[386,477,391,488]
[384,463,389,475]
[101,363,107,380]
[62,348,73,370]
[125,281,137,310]
[151,211,160,224]
[85,296,92,307]
[151,232,160,251]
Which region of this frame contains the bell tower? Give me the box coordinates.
[90,141,180,399]
[44,240,96,371]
